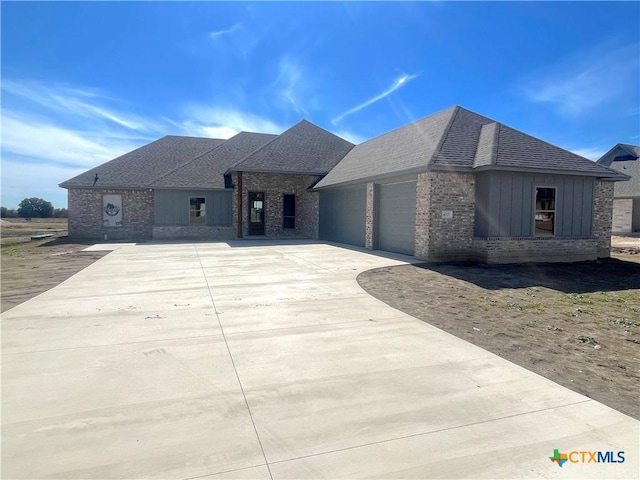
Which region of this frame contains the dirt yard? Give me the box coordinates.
[1,218,108,312]
[358,248,640,420]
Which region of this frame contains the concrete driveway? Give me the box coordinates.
[2,241,638,479]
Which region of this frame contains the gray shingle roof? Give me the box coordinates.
[485,123,620,176]
[59,136,224,189]
[315,106,625,188]
[597,144,640,197]
[150,132,277,189]
[316,106,457,188]
[228,120,354,175]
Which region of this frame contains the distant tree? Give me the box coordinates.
[17,197,54,218]
[1,207,19,218]
[52,208,68,218]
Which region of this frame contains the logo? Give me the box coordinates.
[550,449,568,467]
[549,449,625,467]
[103,203,120,217]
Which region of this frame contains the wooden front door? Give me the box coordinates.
[248,192,265,235]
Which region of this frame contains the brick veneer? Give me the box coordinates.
[68,188,153,240]
[232,172,320,238]
[365,183,375,250]
[414,172,476,261]
[593,180,614,257]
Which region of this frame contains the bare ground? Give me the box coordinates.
[1,219,108,312]
[358,249,640,420]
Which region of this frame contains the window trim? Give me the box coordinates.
[283,194,296,229]
[533,186,556,236]
[189,196,207,225]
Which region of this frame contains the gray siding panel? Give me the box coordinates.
[319,186,366,246]
[155,189,232,226]
[377,180,416,255]
[475,172,594,237]
[474,173,491,237]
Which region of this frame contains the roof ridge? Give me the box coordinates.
[226,131,281,172]
[494,123,501,166]
[472,122,499,167]
[430,105,460,165]
[146,139,226,187]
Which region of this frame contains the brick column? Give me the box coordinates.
[593,180,614,258]
[365,182,375,250]
[414,172,475,261]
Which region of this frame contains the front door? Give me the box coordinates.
[248,192,265,235]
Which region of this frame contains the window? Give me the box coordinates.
[535,187,555,235]
[190,197,206,225]
[283,194,295,229]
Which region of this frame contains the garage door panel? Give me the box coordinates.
[319,187,366,247]
[378,181,416,255]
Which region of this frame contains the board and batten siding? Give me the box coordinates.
[319,185,366,247]
[475,172,594,237]
[154,189,232,226]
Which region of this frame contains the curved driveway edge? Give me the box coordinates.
[2,241,638,479]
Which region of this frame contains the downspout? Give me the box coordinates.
[237,171,243,238]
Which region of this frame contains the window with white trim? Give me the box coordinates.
[189,197,206,225]
[535,187,555,236]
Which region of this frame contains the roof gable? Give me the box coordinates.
[597,143,640,197]
[59,136,224,189]
[228,120,354,175]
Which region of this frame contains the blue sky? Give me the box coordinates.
[1,1,639,209]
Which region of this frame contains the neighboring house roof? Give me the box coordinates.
[59,136,224,189]
[227,120,355,175]
[150,132,277,189]
[315,106,626,189]
[597,144,640,197]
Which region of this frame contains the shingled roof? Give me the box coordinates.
[59,135,224,189]
[149,132,276,189]
[315,106,625,188]
[597,144,640,197]
[228,120,354,175]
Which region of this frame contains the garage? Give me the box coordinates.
[319,185,366,247]
[377,179,417,255]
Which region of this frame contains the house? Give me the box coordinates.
[60,106,627,263]
[597,144,640,233]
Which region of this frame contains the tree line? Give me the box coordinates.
[1,198,68,218]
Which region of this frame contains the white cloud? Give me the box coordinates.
[1,112,141,167]
[1,157,86,208]
[332,73,420,124]
[272,56,310,115]
[208,23,241,40]
[178,106,285,138]
[521,43,639,117]
[570,146,608,161]
[1,79,163,133]
[332,129,368,145]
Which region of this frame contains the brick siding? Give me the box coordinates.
[365,182,375,250]
[68,188,153,240]
[414,172,476,261]
[232,173,319,239]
